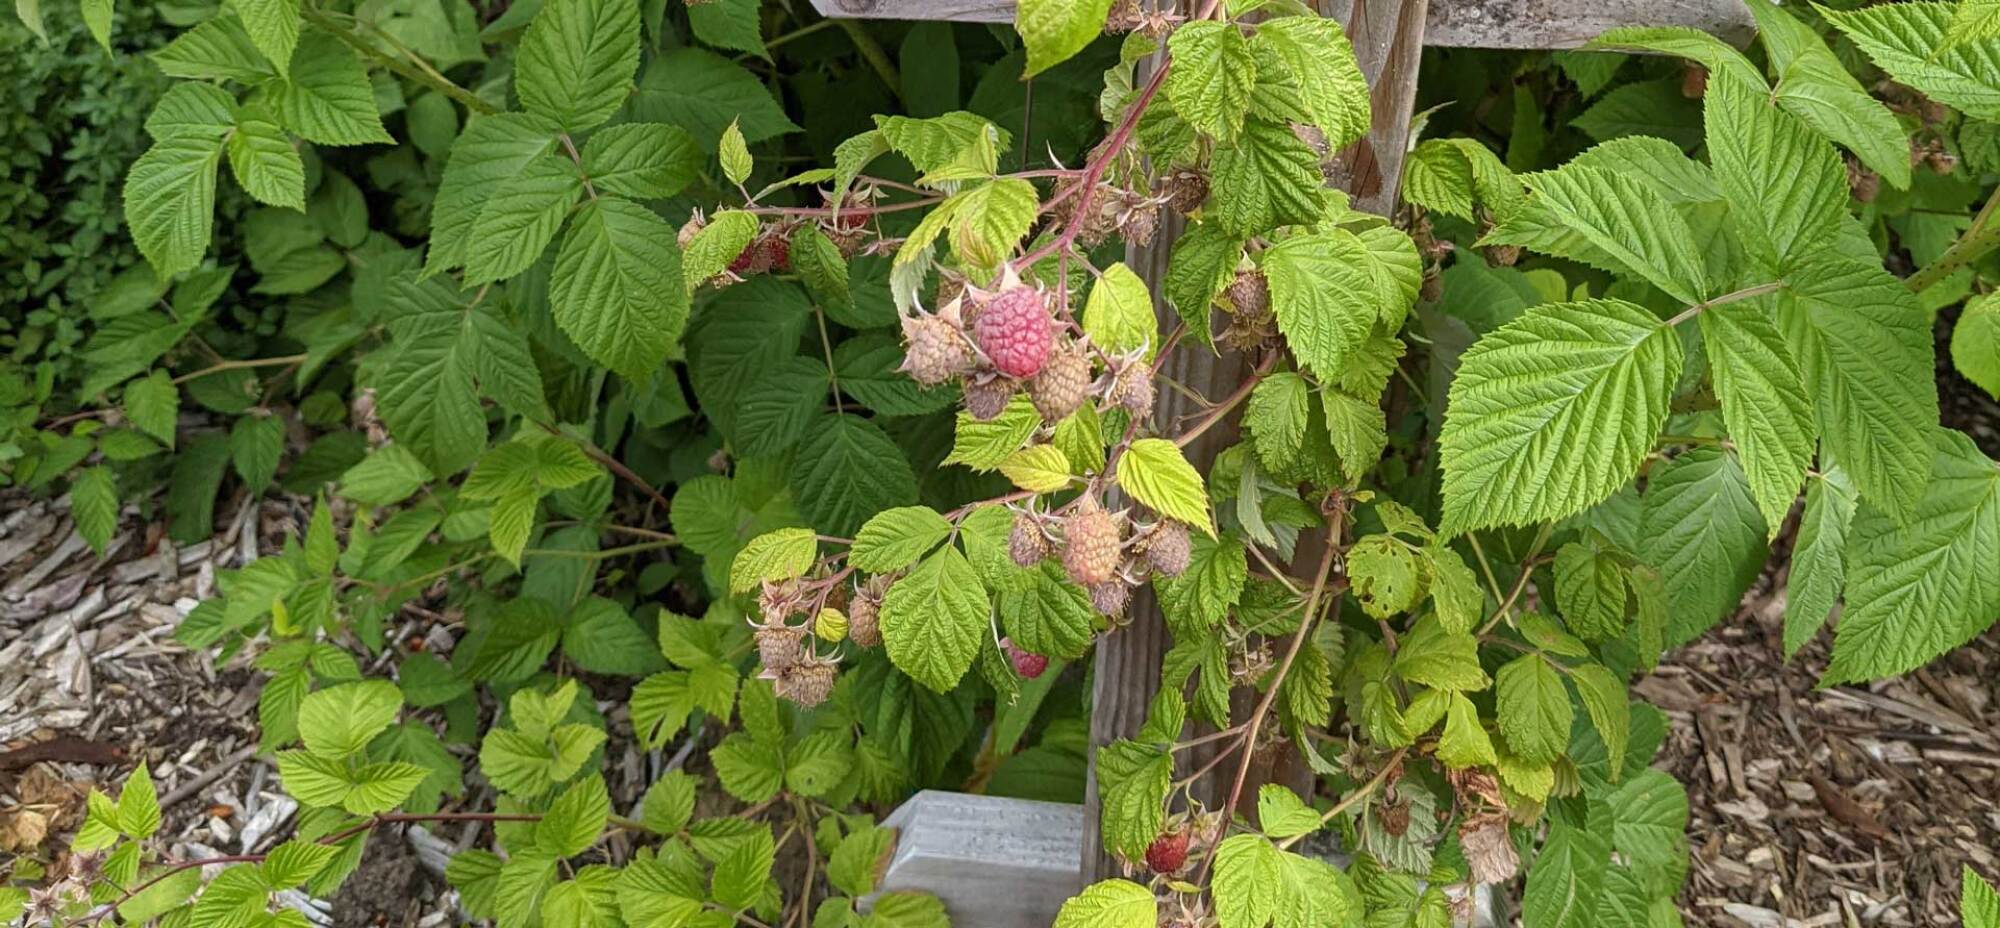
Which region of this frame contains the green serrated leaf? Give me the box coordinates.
[516,0,640,133]
[1825,431,2000,684]
[1117,438,1214,535]
[1439,299,1681,535]
[1016,0,1113,77]
[879,545,987,692]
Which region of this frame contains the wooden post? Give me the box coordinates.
[1080,28,1207,881]
[1080,0,1435,881]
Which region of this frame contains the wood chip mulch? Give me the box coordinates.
[1651,593,2000,928]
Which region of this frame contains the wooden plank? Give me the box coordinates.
[806,0,1754,47]
[1080,33,1197,881]
[1422,0,1752,47]
[871,791,1084,926]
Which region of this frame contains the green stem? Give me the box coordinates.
[171,355,309,386]
[1273,747,1408,852]
[1907,183,2000,293]
[758,17,836,53]
[520,539,679,560]
[1662,280,1784,328]
[836,19,902,106]
[301,5,497,115]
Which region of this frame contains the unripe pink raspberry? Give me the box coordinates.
[847,576,888,647]
[974,287,1054,379]
[754,624,807,670]
[1029,341,1091,422]
[898,314,974,387]
[1062,499,1122,588]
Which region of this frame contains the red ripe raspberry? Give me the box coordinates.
[1004,640,1048,679]
[974,287,1054,379]
[962,374,1016,421]
[1142,521,1191,578]
[1029,341,1091,422]
[1062,500,1122,588]
[898,314,974,386]
[1145,830,1188,873]
[1008,513,1049,568]
[762,232,791,272]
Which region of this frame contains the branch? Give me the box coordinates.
[1193,513,1349,884]
[170,355,309,386]
[1907,181,2000,294]
[1662,280,1784,328]
[300,5,497,116]
[1273,747,1409,851]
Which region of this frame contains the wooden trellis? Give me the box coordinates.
[811,0,1756,922]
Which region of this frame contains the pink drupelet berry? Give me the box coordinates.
[974,287,1055,379]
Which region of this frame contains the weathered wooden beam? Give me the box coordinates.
[806,0,1754,48]
[870,791,1084,926]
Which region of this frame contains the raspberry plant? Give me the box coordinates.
[12,0,2000,925]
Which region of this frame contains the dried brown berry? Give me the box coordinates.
[1848,159,1881,203]
[898,314,974,386]
[1225,270,1270,319]
[773,656,838,708]
[1141,521,1191,578]
[1161,169,1209,215]
[1459,812,1520,885]
[1088,580,1130,617]
[1119,201,1159,247]
[676,213,706,249]
[1028,341,1091,422]
[1111,362,1155,421]
[962,374,1016,421]
[1484,243,1523,267]
[1062,500,1122,588]
[1379,798,1411,837]
[1009,513,1050,568]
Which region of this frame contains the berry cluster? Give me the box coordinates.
[678,193,876,289]
[751,578,840,708]
[1010,497,1192,619]
[898,272,1156,426]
